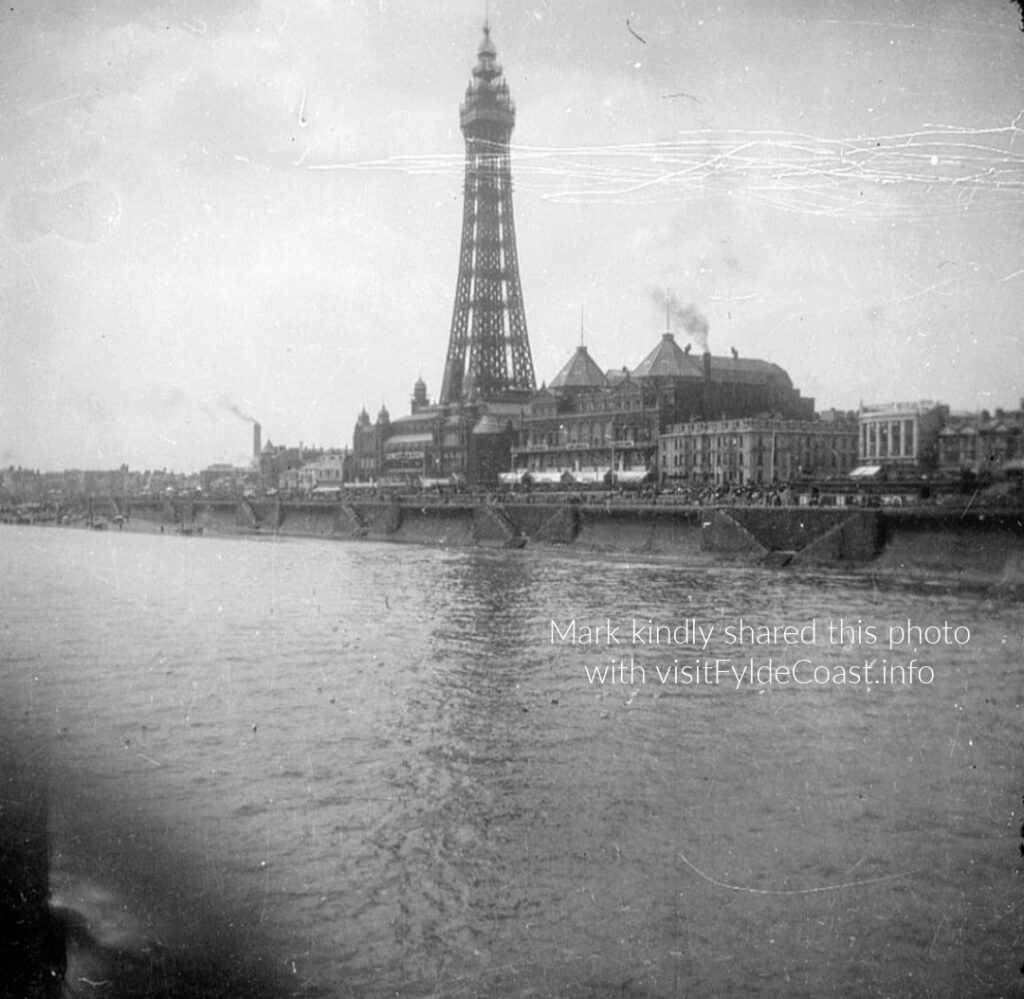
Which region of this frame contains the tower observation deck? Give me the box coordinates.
[439,25,536,405]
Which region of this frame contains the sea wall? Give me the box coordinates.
[505,504,578,545]
[276,503,335,537]
[386,504,476,547]
[127,498,242,532]
[703,508,884,564]
[871,510,1024,588]
[573,506,705,553]
[121,497,1024,588]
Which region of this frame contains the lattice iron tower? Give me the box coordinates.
[439,24,536,405]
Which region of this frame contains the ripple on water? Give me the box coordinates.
[2,526,1021,997]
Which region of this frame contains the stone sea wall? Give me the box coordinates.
[123,497,1024,591]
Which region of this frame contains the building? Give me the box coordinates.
[296,450,350,493]
[629,332,813,425]
[257,441,314,492]
[510,345,656,482]
[937,405,1024,479]
[659,412,858,487]
[200,463,258,496]
[510,331,816,482]
[857,401,948,476]
[351,407,390,483]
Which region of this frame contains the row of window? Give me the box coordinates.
[666,452,851,469]
[938,439,1023,460]
[663,437,856,454]
[525,429,653,448]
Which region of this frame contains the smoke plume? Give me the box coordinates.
[219,396,256,424]
[654,289,709,353]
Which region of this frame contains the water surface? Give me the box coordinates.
[2,525,1021,996]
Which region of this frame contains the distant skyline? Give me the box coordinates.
[2,1,1023,471]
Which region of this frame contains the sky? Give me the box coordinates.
[2,0,1023,472]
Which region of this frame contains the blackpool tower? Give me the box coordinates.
[439,24,536,405]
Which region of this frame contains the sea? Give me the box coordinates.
[1,523,1022,998]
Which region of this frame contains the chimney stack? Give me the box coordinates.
[703,351,711,382]
[253,421,262,459]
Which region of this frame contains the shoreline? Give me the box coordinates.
[14,497,1023,597]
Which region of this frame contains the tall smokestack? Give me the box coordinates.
[703,351,711,382]
[253,421,262,459]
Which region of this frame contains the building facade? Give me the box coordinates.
[659,413,858,487]
[937,405,1024,479]
[297,450,350,492]
[857,401,948,474]
[510,333,816,483]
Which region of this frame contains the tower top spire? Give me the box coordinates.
[472,22,501,81]
[461,20,512,131]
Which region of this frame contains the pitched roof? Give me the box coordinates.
[550,345,609,390]
[631,334,703,379]
[708,356,793,387]
[631,333,793,387]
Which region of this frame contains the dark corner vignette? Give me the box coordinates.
[0,733,312,999]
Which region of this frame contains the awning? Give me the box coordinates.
[532,470,574,485]
[498,471,526,485]
[850,465,882,478]
[572,469,612,484]
[615,469,651,484]
[311,485,342,494]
